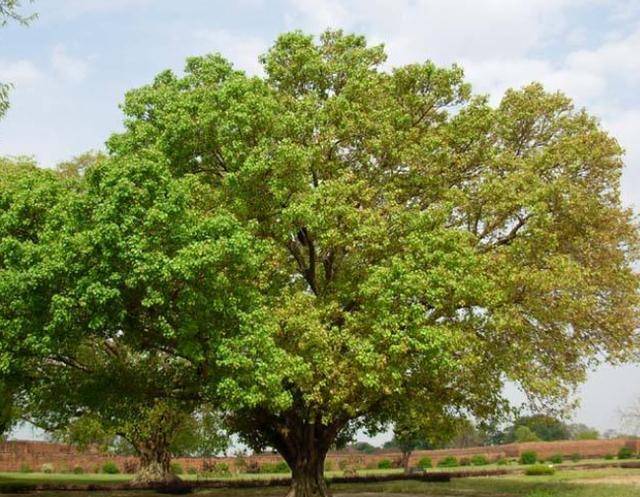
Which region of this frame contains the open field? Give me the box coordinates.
[2,467,640,496]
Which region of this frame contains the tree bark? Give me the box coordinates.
[401,449,412,475]
[286,452,330,497]
[131,440,180,486]
[267,416,343,497]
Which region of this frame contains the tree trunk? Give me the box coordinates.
[131,441,180,486]
[286,453,330,497]
[267,416,342,497]
[401,449,412,475]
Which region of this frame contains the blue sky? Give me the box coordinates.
[2,0,640,441]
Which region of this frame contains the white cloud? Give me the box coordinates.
[0,59,42,86]
[51,45,90,83]
[61,0,153,15]
[283,0,597,65]
[192,29,268,75]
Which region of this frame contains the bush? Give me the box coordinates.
[205,462,231,476]
[618,447,634,460]
[525,464,555,476]
[260,462,289,474]
[245,461,260,474]
[72,466,85,474]
[41,463,54,474]
[548,454,563,464]
[377,459,392,470]
[604,454,614,460]
[170,463,183,475]
[102,461,120,474]
[437,456,458,468]
[187,467,198,475]
[570,453,581,462]
[471,455,489,466]
[417,457,432,469]
[519,451,537,465]
[495,457,508,466]
[459,457,471,466]
[19,464,32,473]
[324,461,333,471]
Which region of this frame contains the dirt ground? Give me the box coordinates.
[571,475,640,485]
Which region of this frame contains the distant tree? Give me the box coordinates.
[349,441,378,454]
[514,426,540,443]
[55,150,106,179]
[568,423,599,440]
[502,415,571,443]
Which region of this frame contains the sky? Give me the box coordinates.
[2,0,640,442]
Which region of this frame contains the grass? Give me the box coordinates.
[2,465,640,496]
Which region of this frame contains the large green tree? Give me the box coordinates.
[109,32,638,496]
[105,30,639,496]
[0,156,62,438]
[0,155,285,481]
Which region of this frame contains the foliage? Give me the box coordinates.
[570,453,581,462]
[377,459,392,469]
[102,462,120,474]
[515,426,541,443]
[259,461,289,474]
[513,416,570,442]
[437,456,458,468]
[40,463,54,474]
[519,451,538,465]
[604,454,614,460]
[470,455,489,466]
[548,454,563,464]
[351,442,378,454]
[72,466,84,475]
[525,464,556,476]
[417,457,432,469]
[618,447,634,459]
[170,463,183,475]
[568,423,599,440]
[459,457,471,466]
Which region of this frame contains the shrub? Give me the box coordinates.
[102,461,120,474]
[525,464,555,476]
[417,457,432,469]
[72,466,85,475]
[604,454,614,460]
[548,454,563,464]
[187,467,198,475]
[437,456,458,468]
[206,462,231,476]
[245,461,260,474]
[459,457,471,466]
[19,464,32,473]
[618,447,634,460]
[570,453,581,462]
[377,459,392,470]
[519,451,538,465]
[324,461,333,471]
[41,463,54,474]
[170,463,183,475]
[495,457,508,466]
[260,462,289,474]
[471,455,489,466]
